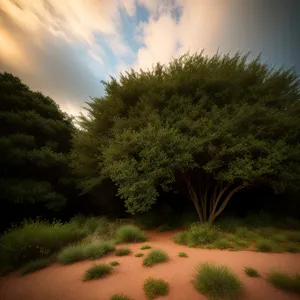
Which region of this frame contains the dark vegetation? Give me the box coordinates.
[267,271,300,294]
[82,263,112,281]
[143,278,169,299]
[143,249,169,267]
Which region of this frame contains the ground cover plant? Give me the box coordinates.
[267,271,300,294]
[110,261,120,266]
[135,253,144,257]
[178,252,188,257]
[115,247,131,256]
[244,267,260,277]
[193,262,243,300]
[110,294,132,300]
[115,225,147,243]
[143,278,169,299]
[141,245,151,250]
[143,249,169,267]
[82,263,112,281]
[20,257,54,275]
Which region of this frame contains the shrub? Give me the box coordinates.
[116,225,147,243]
[20,257,53,275]
[135,253,144,257]
[110,261,120,266]
[157,224,173,232]
[193,262,243,300]
[141,244,151,250]
[255,239,277,252]
[110,294,131,300]
[83,241,115,259]
[0,220,85,268]
[213,239,234,250]
[285,243,300,253]
[235,239,249,248]
[82,264,112,281]
[178,252,188,258]
[235,227,252,239]
[272,233,288,243]
[143,249,169,267]
[215,217,243,233]
[286,231,300,243]
[267,271,300,294]
[244,267,260,277]
[143,278,169,299]
[115,247,131,256]
[258,227,277,238]
[186,223,220,247]
[173,231,188,245]
[57,244,86,264]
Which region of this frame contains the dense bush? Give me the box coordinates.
[194,262,243,300]
[143,249,169,267]
[20,257,54,275]
[255,239,277,252]
[116,225,147,243]
[82,263,112,281]
[143,278,169,299]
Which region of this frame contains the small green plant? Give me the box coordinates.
[110,261,120,266]
[178,252,188,258]
[267,271,300,294]
[115,225,147,243]
[82,264,112,281]
[285,243,300,253]
[255,239,277,252]
[272,233,287,243]
[20,257,53,275]
[186,223,220,247]
[244,267,260,277]
[83,241,115,260]
[173,231,188,245]
[141,244,151,250]
[110,294,131,300]
[57,244,86,264]
[143,249,169,267]
[213,239,234,250]
[235,227,251,239]
[135,253,144,257]
[143,278,169,299]
[193,262,243,300]
[115,247,131,256]
[235,239,249,248]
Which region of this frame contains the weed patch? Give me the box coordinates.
[115,247,131,256]
[82,264,112,281]
[143,278,169,299]
[116,225,147,243]
[143,249,169,267]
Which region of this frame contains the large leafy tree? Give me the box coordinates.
[73,52,300,223]
[0,72,75,217]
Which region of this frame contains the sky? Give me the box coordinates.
[1,0,299,116]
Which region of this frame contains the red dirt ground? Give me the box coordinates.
[0,230,300,300]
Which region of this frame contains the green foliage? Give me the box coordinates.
[286,231,300,242]
[143,249,169,267]
[285,243,300,253]
[72,52,300,223]
[82,263,112,281]
[135,253,144,257]
[110,261,120,266]
[57,244,86,264]
[194,262,243,300]
[0,220,84,268]
[83,241,115,259]
[115,247,131,256]
[178,252,188,258]
[116,225,147,243]
[186,223,220,247]
[141,244,152,250]
[0,72,75,219]
[244,267,260,277]
[143,278,169,299]
[20,257,53,275]
[173,231,188,245]
[255,239,277,252]
[216,218,243,233]
[110,294,131,300]
[157,224,173,232]
[267,271,300,294]
[213,239,234,250]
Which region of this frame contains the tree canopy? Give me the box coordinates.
[72,52,300,222]
[0,72,75,214]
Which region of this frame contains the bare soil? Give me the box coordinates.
[1,230,300,300]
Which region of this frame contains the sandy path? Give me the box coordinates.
[1,230,300,300]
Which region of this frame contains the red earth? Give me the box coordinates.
[0,230,300,300]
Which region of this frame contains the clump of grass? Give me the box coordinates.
[244,267,260,277]
[235,239,249,248]
[110,261,120,266]
[173,231,188,245]
[143,249,169,267]
[193,262,243,300]
[143,278,169,299]
[215,217,243,233]
[135,253,144,257]
[178,252,188,258]
[255,239,277,252]
[235,227,251,239]
[272,233,288,243]
[157,224,173,232]
[213,239,234,250]
[285,243,300,253]
[20,257,53,275]
[115,247,131,256]
[110,294,131,300]
[57,244,86,264]
[286,231,300,243]
[83,241,115,259]
[82,263,112,281]
[267,271,300,294]
[116,225,147,243]
[141,244,151,250]
[186,223,220,247]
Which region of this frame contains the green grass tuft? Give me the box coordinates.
[57,244,86,264]
[255,239,277,252]
[267,271,300,294]
[186,223,220,247]
[135,253,144,257]
[82,263,112,281]
[173,231,188,245]
[143,278,169,299]
[285,243,300,253]
[193,262,243,300]
[115,247,131,256]
[244,267,260,277]
[110,261,120,266]
[141,244,151,250]
[213,239,234,250]
[83,241,115,259]
[110,294,131,300]
[143,249,169,267]
[20,257,53,275]
[235,239,249,248]
[116,225,147,243]
[178,252,188,258]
